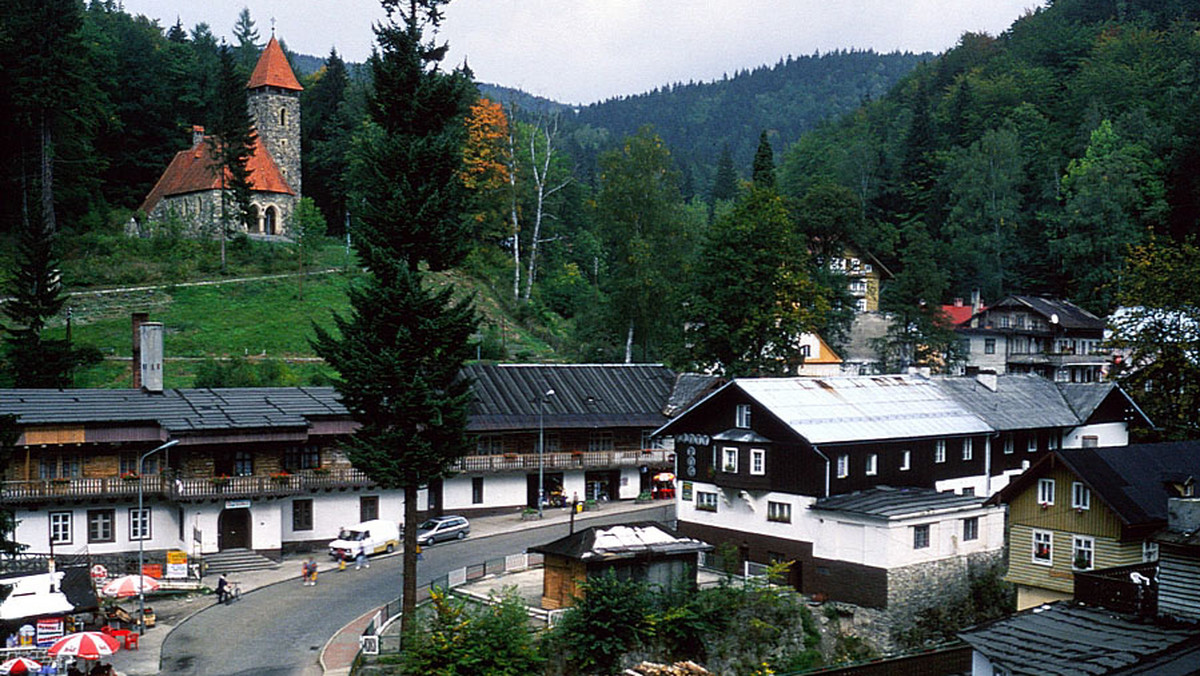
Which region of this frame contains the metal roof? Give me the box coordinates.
[934,374,1082,430]
[957,602,1200,676]
[463,363,677,432]
[812,486,987,519]
[0,387,346,433]
[736,375,992,444]
[529,521,712,561]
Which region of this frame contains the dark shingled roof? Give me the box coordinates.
[662,373,722,417]
[463,363,677,432]
[0,387,346,433]
[812,486,985,519]
[935,374,1082,430]
[990,441,1200,527]
[986,295,1106,331]
[958,601,1200,676]
[529,521,711,561]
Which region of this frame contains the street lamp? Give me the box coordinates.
[537,388,555,519]
[138,438,179,635]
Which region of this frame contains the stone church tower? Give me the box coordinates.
[246,34,302,197]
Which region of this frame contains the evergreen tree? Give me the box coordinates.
[301,48,353,233]
[232,7,261,74]
[0,414,21,556]
[752,130,776,189]
[209,45,257,263]
[314,0,478,637]
[166,17,188,43]
[710,144,738,203]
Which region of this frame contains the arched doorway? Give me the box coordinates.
[264,206,277,235]
[218,508,251,551]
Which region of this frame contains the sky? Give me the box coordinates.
[119,1,1046,105]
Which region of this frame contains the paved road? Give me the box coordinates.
[161,505,673,675]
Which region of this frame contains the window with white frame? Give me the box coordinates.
[696,491,718,512]
[129,508,150,541]
[837,454,849,478]
[963,517,979,541]
[1038,478,1055,506]
[723,447,738,472]
[1073,536,1094,570]
[935,440,946,463]
[1072,482,1091,511]
[88,509,115,544]
[900,449,911,471]
[1033,530,1052,565]
[767,501,792,523]
[736,404,752,429]
[1004,436,1014,455]
[750,448,765,475]
[913,524,930,549]
[865,454,878,476]
[1143,541,1159,562]
[962,438,973,461]
[1028,436,1038,453]
[49,511,72,545]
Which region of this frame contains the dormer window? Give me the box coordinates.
[735,404,751,429]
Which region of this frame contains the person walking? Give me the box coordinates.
[355,542,368,570]
[301,559,312,586]
[308,557,318,585]
[215,573,229,603]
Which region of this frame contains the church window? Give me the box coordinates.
[280,107,287,126]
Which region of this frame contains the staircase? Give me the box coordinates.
[203,548,281,575]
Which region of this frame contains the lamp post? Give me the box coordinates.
[537,388,555,519]
[138,438,179,635]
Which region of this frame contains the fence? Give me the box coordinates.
[360,552,546,656]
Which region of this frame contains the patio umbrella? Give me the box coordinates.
[0,657,42,675]
[653,472,675,482]
[47,631,121,660]
[100,574,160,598]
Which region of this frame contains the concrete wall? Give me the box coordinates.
[1063,422,1127,448]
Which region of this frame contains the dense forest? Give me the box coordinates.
[3,0,1200,437]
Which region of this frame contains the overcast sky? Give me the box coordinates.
[119,1,1045,104]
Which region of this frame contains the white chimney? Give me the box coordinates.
[140,322,164,393]
[1168,497,1200,533]
[976,371,998,392]
[971,288,982,313]
[192,125,205,147]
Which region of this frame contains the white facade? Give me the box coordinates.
[1063,421,1127,448]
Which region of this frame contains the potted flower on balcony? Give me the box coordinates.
[724,463,737,473]
[570,450,584,457]
[50,477,71,486]
[311,467,331,476]
[121,472,140,482]
[271,472,291,485]
[210,475,230,489]
[503,452,518,460]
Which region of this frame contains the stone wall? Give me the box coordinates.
[248,88,301,196]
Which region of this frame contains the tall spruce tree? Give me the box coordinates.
[231,7,261,74]
[209,44,257,265]
[752,130,776,189]
[710,144,738,203]
[314,0,478,636]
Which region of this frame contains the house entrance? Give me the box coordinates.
[585,470,620,502]
[218,508,251,550]
[527,472,564,508]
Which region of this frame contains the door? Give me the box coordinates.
[218,508,251,550]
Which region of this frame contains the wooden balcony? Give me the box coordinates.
[452,449,673,474]
[1,468,377,504]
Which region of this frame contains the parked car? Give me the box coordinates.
[328,519,400,560]
[415,515,470,545]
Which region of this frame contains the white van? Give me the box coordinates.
[328,519,400,561]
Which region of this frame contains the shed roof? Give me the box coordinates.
[733,375,992,444]
[0,387,346,435]
[529,522,712,561]
[812,486,986,520]
[957,602,1199,676]
[463,363,677,432]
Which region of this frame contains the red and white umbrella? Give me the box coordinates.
[47,631,121,660]
[0,657,42,675]
[100,574,160,598]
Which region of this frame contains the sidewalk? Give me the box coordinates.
[107,499,672,676]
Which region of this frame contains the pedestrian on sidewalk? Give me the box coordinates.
[355,542,368,570]
[301,559,312,586]
[308,557,318,585]
[215,573,229,603]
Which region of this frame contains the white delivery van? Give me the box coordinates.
[327,519,400,560]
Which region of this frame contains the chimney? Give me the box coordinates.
[953,298,964,308]
[971,288,982,313]
[192,125,205,147]
[976,370,998,392]
[131,313,148,390]
[1167,497,1200,533]
[139,322,164,393]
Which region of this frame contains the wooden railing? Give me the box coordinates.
[452,449,673,473]
[1,468,376,503]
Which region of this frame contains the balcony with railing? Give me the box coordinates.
[452,448,673,474]
[1,468,377,503]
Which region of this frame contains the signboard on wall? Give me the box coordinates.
[682,482,693,501]
[225,499,251,509]
[166,550,188,578]
[36,617,63,647]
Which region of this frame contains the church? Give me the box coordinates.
[137,35,302,237]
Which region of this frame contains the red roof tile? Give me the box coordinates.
[940,303,983,327]
[246,36,303,91]
[139,135,294,214]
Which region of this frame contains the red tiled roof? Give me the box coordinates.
[940,302,984,328]
[246,36,303,91]
[139,135,294,214]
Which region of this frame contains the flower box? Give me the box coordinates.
[311,467,331,476]
[50,478,71,486]
[121,472,140,482]
[271,473,291,484]
[503,453,518,460]
[210,476,230,487]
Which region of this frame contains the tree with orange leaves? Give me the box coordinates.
[462,98,510,191]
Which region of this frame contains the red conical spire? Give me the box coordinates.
[247,36,303,91]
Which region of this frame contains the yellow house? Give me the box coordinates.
[987,442,1200,610]
[828,248,890,313]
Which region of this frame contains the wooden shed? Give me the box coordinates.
[529,522,712,610]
